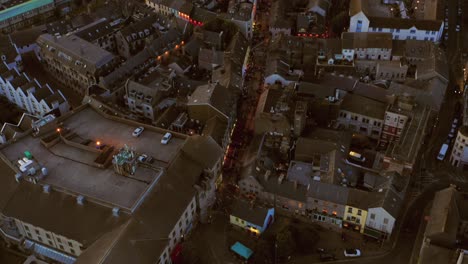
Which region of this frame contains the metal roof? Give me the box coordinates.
[0,0,54,22]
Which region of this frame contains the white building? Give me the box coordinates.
[341,32,393,61]
[364,172,407,240]
[349,0,443,42]
[449,126,468,169]
[0,67,69,117]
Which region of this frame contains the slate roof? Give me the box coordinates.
[368,16,442,31]
[307,181,349,205]
[341,32,393,50]
[187,83,233,119]
[0,35,18,64]
[340,93,386,120]
[230,200,270,227]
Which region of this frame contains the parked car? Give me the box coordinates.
[437,143,449,161]
[344,249,361,257]
[132,127,144,137]
[456,24,461,32]
[348,151,366,163]
[161,132,172,144]
[452,118,459,129]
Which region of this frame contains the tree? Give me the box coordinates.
[290,226,319,254]
[252,239,273,264]
[276,226,295,260]
[330,10,349,35]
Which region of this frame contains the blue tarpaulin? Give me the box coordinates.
[230,242,253,260]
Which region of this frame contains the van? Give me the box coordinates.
[437,144,449,161]
[348,151,366,162]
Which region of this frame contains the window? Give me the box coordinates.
[356,20,363,32]
[357,210,362,216]
[71,249,76,255]
[35,229,40,235]
[396,29,400,33]
[68,241,73,247]
[395,35,399,40]
[410,29,416,34]
[425,30,430,34]
[38,237,43,242]
[431,31,436,35]
[191,202,194,209]
[24,225,29,231]
[370,213,375,220]
[378,28,382,32]
[46,233,51,239]
[347,207,353,213]
[185,212,188,219]
[383,218,389,224]
[178,222,182,228]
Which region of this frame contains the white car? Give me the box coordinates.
[132,127,144,137]
[344,249,361,257]
[161,132,172,144]
[452,118,459,128]
[456,25,461,32]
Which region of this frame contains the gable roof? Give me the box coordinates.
[368,16,442,31]
[230,200,270,227]
[307,181,349,205]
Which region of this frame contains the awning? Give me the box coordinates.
[32,242,76,264]
[230,242,253,260]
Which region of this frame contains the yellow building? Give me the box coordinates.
[343,189,369,233]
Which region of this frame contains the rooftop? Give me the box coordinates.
[37,34,115,71]
[230,200,271,227]
[0,0,53,22]
[341,32,393,50]
[0,103,185,211]
[340,93,387,120]
[368,16,442,31]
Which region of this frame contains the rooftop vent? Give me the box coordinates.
[112,207,120,217]
[77,195,85,205]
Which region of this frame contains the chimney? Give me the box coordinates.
[264,170,271,181]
